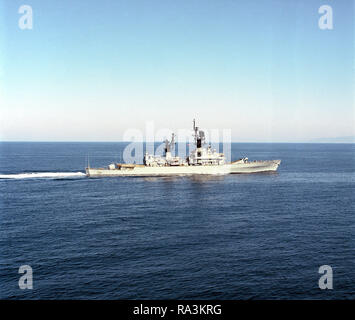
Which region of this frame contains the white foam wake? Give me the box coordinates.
[0,172,86,179]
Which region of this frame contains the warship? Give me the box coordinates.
[86,120,281,177]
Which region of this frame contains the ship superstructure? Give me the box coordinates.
[143,120,225,167]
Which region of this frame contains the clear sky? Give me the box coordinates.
[0,0,354,142]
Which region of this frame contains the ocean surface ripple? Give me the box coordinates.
[0,142,354,299]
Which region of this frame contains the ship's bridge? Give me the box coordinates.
[188,145,225,166]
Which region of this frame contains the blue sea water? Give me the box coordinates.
[0,142,354,299]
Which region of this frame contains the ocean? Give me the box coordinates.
[0,142,354,299]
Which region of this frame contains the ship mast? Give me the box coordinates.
[193,119,204,148]
[164,133,175,159]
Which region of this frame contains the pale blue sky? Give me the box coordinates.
[0,0,354,141]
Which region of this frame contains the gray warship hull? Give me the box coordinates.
[85,120,281,177]
[86,160,281,177]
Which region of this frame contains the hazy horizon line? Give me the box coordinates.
[1,140,354,144]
